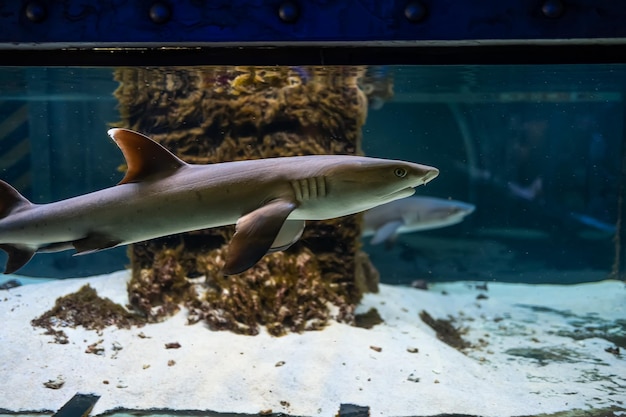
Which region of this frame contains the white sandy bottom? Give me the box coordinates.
[0,270,625,416]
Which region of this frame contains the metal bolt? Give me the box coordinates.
[25,1,47,23]
[404,1,427,23]
[149,2,172,24]
[541,0,565,18]
[278,1,299,23]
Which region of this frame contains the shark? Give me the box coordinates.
[362,196,475,245]
[0,128,439,275]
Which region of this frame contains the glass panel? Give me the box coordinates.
[0,64,624,417]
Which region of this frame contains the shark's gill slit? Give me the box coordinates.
[290,180,303,203]
[317,176,327,198]
[300,178,310,200]
[309,177,318,198]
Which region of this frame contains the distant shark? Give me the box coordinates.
[0,128,439,275]
[362,196,475,245]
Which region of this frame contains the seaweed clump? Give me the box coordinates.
[31,284,140,332]
[419,310,471,351]
[187,246,354,336]
[354,308,384,329]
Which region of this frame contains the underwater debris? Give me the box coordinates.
[43,375,65,389]
[31,284,140,334]
[164,342,181,349]
[406,372,420,383]
[111,341,123,359]
[419,310,471,350]
[167,359,176,366]
[369,345,382,352]
[85,340,105,356]
[605,346,621,356]
[354,308,383,329]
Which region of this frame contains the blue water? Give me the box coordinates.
[0,65,624,284]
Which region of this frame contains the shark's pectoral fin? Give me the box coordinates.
[72,232,122,255]
[0,244,36,274]
[223,199,298,275]
[370,220,404,245]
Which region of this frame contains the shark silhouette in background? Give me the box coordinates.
[362,196,475,245]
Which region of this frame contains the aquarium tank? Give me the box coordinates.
[0,2,624,417]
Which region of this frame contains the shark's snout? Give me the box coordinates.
[422,167,439,185]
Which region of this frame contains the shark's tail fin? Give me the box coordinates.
[0,179,32,218]
[0,180,35,274]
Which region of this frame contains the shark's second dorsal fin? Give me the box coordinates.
[107,128,187,185]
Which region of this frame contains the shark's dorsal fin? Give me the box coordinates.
[108,128,187,185]
[0,180,32,219]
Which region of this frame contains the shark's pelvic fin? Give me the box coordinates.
[72,232,123,255]
[0,244,35,274]
[224,199,298,275]
[107,128,188,185]
[0,180,32,218]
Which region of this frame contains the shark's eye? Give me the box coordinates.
[394,167,407,178]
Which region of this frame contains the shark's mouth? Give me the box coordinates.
[387,187,416,201]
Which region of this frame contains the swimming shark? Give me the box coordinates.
[362,196,475,245]
[0,128,439,275]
